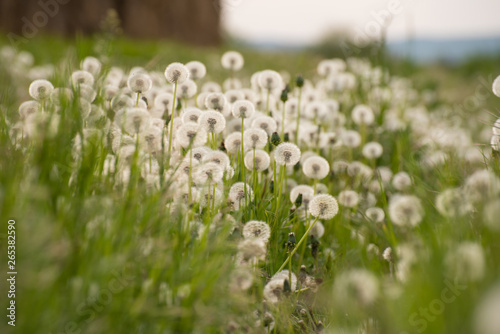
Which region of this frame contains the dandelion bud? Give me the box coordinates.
[270,132,281,146]
[283,133,290,142]
[295,74,304,88]
[280,87,289,103]
[294,193,303,207]
[164,62,189,84]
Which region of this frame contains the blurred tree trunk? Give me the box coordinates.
[0,0,221,46]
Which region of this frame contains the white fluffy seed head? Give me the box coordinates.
[243,128,268,150]
[352,104,375,125]
[203,150,230,169]
[275,142,301,166]
[362,141,384,159]
[127,73,152,93]
[244,149,270,171]
[221,51,244,71]
[19,100,40,119]
[309,194,339,220]
[175,123,207,148]
[474,283,500,334]
[334,269,379,306]
[392,172,412,191]
[342,130,361,148]
[80,56,102,77]
[232,100,255,119]
[338,190,359,208]
[258,70,282,90]
[71,70,94,87]
[242,220,271,242]
[178,79,197,99]
[388,195,424,227]
[252,116,277,136]
[205,92,227,112]
[29,79,54,100]
[290,185,314,205]
[228,182,254,207]
[302,156,330,180]
[164,62,189,84]
[224,132,242,154]
[493,75,500,97]
[436,188,472,218]
[185,61,207,80]
[445,242,485,283]
[365,207,385,223]
[199,110,226,134]
[181,107,202,124]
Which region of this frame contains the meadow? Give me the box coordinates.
[1,33,500,334]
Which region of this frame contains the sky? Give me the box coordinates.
[222,0,500,45]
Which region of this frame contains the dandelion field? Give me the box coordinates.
[1,35,500,334]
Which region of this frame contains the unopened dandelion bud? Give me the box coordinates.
[294,193,303,207]
[280,88,289,103]
[296,75,304,88]
[286,232,296,252]
[271,131,281,146]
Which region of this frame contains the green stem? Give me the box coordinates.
[295,87,302,145]
[277,216,319,273]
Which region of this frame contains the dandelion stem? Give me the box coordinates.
[295,87,302,145]
[277,217,319,273]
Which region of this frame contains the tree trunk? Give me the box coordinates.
[0,0,221,46]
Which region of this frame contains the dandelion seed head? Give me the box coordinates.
[446,242,485,282]
[181,107,202,124]
[309,194,339,220]
[436,188,472,218]
[290,185,314,205]
[185,61,206,80]
[71,70,94,87]
[176,123,207,148]
[242,220,271,242]
[362,141,384,159]
[342,130,361,148]
[199,110,226,134]
[392,172,412,191]
[164,62,189,84]
[221,51,244,71]
[334,269,379,306]
[388,195,424,227]
[493,75,500,97]
[205,92,227,112]
[352,104,375,125]
[243,128,268,150]
[29,79,54,100]
[474,283,500,334]
[244,149,270,172]
[302,156,330,180]
[338,190,359,208]
[365,207,385,223]
[224,132,242,154]
[252,116,277,136]
[231,100,255,119]
[275,142,301,166]
[228,182,254,205]
[258,70,282,91]
[19,100,40,119]
[203,150,230,169]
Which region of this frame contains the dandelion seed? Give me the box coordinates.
[224,132,242,154]
[275,142,301,166]
[175,123,207,148]
[351,104,375,125]
[185,61,207,80]
[244,149,270,172]
[252,116,277,136]
[338,190,359,208]
[388,195,424,227]
[334,269,379,307]
[29,79,54,101]
[309,194,339,220]
[221,51,244,71]
[178,79,197,99]
[71,70,94,87]
[181,107,202,124]
[199,110,226,134]
[127,73,152,93]
[362,141,384,159]
[243,128,268,150]
[242,220,271,242]
[392,172,412,191]
[365,207,385,223]
[80,56,101,77]
[445,242,485,282]
[228,182,254,204]
[302,156,330,180]
[231,100,255,119]
[164,62,189,84]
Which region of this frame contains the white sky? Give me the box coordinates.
[222,0,500,44]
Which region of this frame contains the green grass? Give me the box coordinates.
[1,34,500,334]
